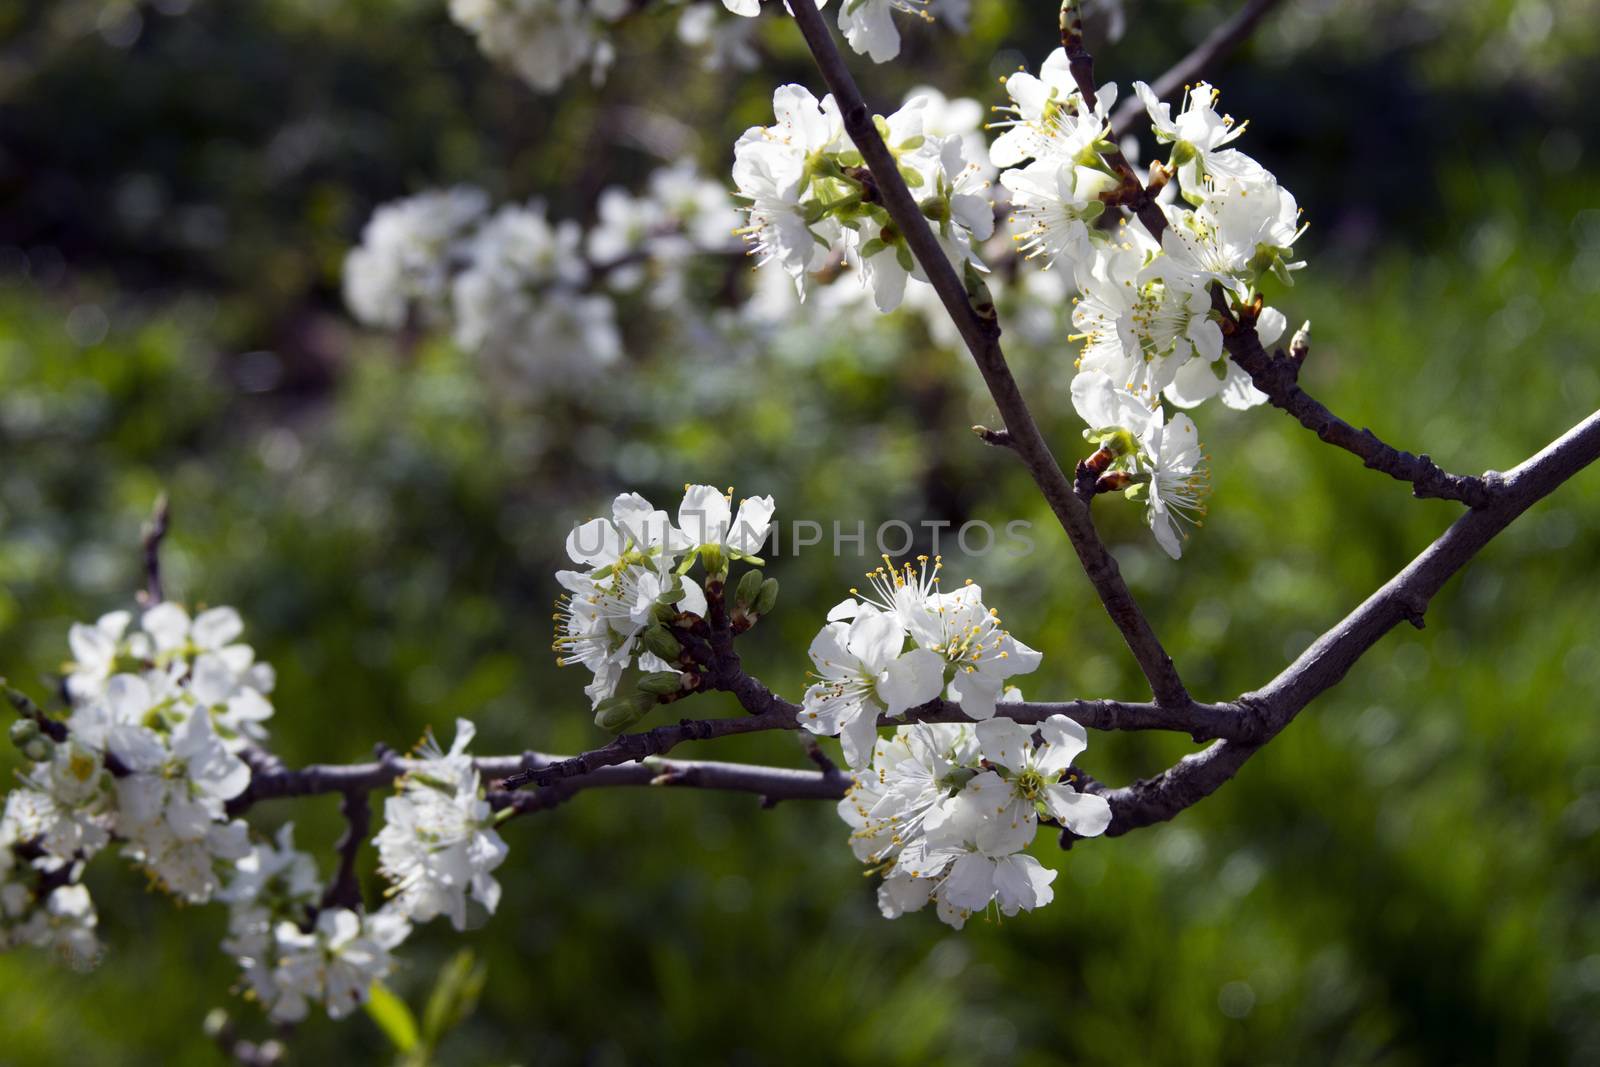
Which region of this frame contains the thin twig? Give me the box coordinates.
[1107,0,1288,134]
[1210,288,1501,506]
[1091,407,1600,834]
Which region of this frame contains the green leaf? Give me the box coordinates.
[421,950,488,1049]
[365,981,420,1054]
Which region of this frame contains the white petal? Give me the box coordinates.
[877,648,945,717]
[677,484,732,547]
[838,704,883,770]
[191,607,244,650]
[844,608,905,673]
[975,717,1033,774]
[1046,785,1112,837]
[726,495,776,555]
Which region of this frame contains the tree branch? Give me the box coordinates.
[238,750,852,814]
[1107,0,1288,134]
[229,400,1599,836]
[1093,406,1600,834]
[1212,288,1502,506]
[787,0,1191,709]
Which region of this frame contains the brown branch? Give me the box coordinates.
[1107,0,1288,134]
[1092,406,1600,834]
[787,0,1190,709]
[1211,288,1502,506]
[228,394,1600,832]
[239,750,852,814]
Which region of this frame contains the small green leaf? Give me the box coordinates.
[421,950,488,1048]
[365,981,420,1054]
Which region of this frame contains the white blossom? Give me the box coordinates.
[266,906,411,1022]
[343,187,488,330]
[221,824,323,1013]
[449,0,628,93]
[677,4,760,72]
[989,49,1116,168]
[1133,80,1266,191]
[375,718,509,931]
[799,605,945,768]
[837,0,930,64]
[555,491,709,707]
[1071,370,1212,559]
[840,714,1108,929]
[833,556,1042,719]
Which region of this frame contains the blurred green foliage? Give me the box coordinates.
[2,0,1600,1063]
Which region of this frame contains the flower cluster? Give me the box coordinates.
[29,604,278,902]
[555,485,776,726]
[839,716,1111,928]
[447,0,630,93]
[732,85,993,312]
[1072,370,1210,559]
[799,556,1041,767]
[344,165,740,390]
[1,794,101,970]
[721,0,967,65]
[219,823,326,1021]
[376,719,509,931]
[219,823,414,1023]
[1,604,423,1026]
[266,907,412,1022]
[989,54,1307,557]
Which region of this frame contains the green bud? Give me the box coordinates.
[735,568,764,610]
[11,719,53,763]
[594,691,655,733]
[637,671,686,697]
[872,114,892,141]
[1084,427,1140,457]
[897,134,925,151]
[753,577,780,617]
[4,682,42,720]
[640,625,682,662]
[699,543,727,578]
[898,164,924,189]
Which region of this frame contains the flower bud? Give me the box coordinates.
[753,577,779,617]
[9,717,46,762]
[1290,320,1312,363]
[593,691,655,733]
[640,625,682,662]
[735,568,764,610]
[636,671,686,697]
[3,682,42,720]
